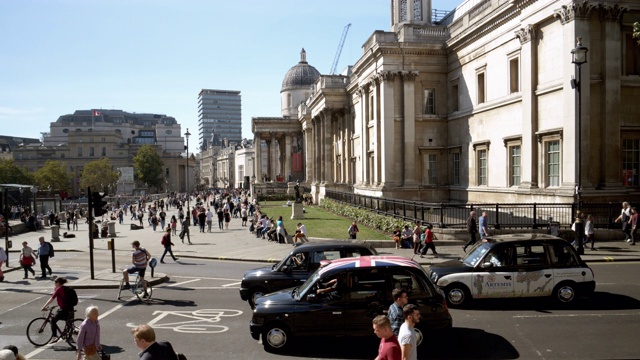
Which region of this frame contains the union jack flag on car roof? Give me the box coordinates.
[319,255,420,276]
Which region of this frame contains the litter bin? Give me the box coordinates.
[107,239,113,250]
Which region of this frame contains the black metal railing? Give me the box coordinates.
[325,190,622,229]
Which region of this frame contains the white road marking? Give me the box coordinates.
[222,281,241,287]
[514,312,640,318]
[167,279,200,287]
[0,295,45,317]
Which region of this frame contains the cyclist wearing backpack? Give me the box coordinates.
[40,277,76,344]
[122,241,151,298]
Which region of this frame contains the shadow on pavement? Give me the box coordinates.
[270,327,518,359]
[456,291,640,312]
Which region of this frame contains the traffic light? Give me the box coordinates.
[92,192,108,217]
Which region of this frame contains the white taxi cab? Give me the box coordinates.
[427,234,596,307]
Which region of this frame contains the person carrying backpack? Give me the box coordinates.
[40,277,77,344]
[36,236,54,279]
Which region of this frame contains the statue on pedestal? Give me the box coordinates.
[294,181,302,203]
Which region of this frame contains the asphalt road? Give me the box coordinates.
[1,256,639,359]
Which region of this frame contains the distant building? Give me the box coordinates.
[0,135,40,160]
[198,89,242,150]
[13,109,195,196]
[253,0,640,205]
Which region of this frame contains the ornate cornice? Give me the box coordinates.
[553,1,597,25]
[600,3,628,22]
[515,24,536,45]
[399,71,419,81]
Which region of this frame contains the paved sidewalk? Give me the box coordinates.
[2,203,640,289]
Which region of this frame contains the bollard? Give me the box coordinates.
[51,225,61,242]
[107,221,117,237]
[111,238,116,273]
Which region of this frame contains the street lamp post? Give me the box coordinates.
[185,128,191,214]
[571,37,588,255]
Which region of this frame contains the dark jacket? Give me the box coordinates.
[139,341,177,360]
[467,216,477,233]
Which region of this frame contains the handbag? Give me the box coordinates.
[100,350,110,360]
[85,344,97,356]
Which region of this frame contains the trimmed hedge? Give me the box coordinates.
[320,198,413,234]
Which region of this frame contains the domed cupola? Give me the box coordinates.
[281,48,321,92]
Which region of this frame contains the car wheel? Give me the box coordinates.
[445,284,471,307]
[262,323,291,352]
[553,282,576,304]
[248,288,267,309]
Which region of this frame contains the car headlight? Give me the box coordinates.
[430,272,439,283]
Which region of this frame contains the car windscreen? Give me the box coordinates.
[461,243,492,267]
[296,270,322,300]
[273,253,293,271]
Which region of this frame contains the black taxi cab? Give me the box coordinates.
[239,241,377,308]
[428,234,596,307]
[250,255,452,352]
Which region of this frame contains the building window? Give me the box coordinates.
[509,57,519,94]
[424,88,435,115]
[413,0,422,20]
[451,79,459,112]
[476,67,486,104]
[89,147,94,157]
[400,0,407,21]
[77,147,82,157]
[453,152,460,185]
[427,154,437,184]
[102,147,106,156]
[510,145,521,186]
[546,140,560,187]
[478,149,487,185]
[624,32,640,76]
[622,138,640,187]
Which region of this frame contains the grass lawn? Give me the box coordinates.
[256,201,389,240]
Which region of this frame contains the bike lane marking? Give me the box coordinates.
[25,295,136,359]
[125,309,243,334]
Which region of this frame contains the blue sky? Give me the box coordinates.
[0,0,462,152]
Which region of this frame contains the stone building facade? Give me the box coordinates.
[13,109,195,195]
[252,49,319,192]
[280,0,640,204]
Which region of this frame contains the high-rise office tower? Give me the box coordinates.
[198,89,242,149]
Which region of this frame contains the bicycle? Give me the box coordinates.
[26,306,82,347]
[118,272,153,302]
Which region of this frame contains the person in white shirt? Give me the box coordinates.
[293,223,308,245]
[205,208,213,232]
[398,304,420,360]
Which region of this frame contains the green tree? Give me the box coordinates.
[634,22,640,45]
[34,160,71,193]
[79,158,120,193]
[132,145,164,191]
[0,159,34,184]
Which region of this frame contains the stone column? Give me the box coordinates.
[555,3,593,189]
[271,133,277,181]
[303,128,313,183]
[313,117,321,184]
[401,71,418,185]
[515,25,538,189]
[254,132,263,184]
[370,78,380,185]
[379,71,396,186]
[600,4,626,187]
[359,86,369,185]
[285,133,292,182]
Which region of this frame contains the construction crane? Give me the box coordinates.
[330,23,352,75]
